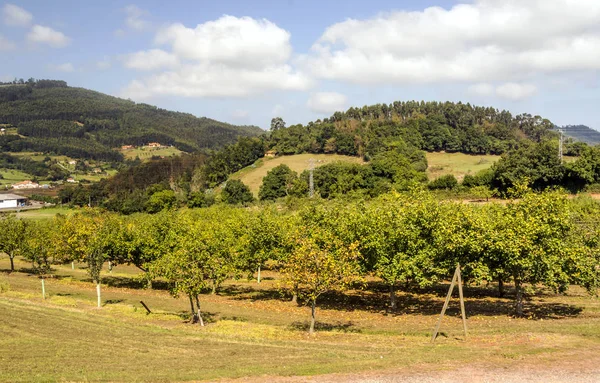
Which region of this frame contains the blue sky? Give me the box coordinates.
[1,0,599,130]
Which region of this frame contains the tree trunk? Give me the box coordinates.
[389,283,397,310]
[195,295,205,327]
[96,281,101,308]
[71,261,74,270]
[257,265,261,284]
[291,283,299,304]
[498,278,505,298]
[211,281,216,295]
[309,299,317,335]
[188,295,198,323]
[9,255,14,272]
[514,279,524,317]
[41,277,46,299]
[108,261,113,274]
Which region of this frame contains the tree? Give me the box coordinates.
[240,208,285,283]
[485,190,581,316]
[270,117,286,131]
[281,212,362,334]
[222,180,254,205]
[57,210,112,308]
[146,189,177,213]
[0,215,27,272]
[258,164,297,201]
[21,221,55,299]
[150,208,243,324]
[428,174,458,190]
[363,191,442,308]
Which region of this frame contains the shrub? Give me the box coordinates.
[428,174,458,190]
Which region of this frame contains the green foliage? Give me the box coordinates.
[428,174,458,190]
[259,164,297,201]
[0,82,262,161]
[0,215,28,271]
[222,180,254,205]
[187,191,215,208]
[146,190,177,213]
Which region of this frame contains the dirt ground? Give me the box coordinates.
[228,352,600,383]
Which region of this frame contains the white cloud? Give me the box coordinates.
[27,25,70,47]
[122,15,312,99]
[2,4,33,27]
[124,5,149,31]
[306,92,347,114]
[50,63,75,72]
[123,49,179,71]
[122,63,311,98]
[495,83,537,101]
[468,83,494,97]
[306,0,600,88]
[155,16,291,68]
[0,34,15,50]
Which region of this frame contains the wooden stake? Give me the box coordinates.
[431,264,468,342]
[140,300,152,314]
[456,263,468,339]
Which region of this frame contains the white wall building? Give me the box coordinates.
[0,193,28,209]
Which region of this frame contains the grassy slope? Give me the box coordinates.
[0,168,32,187]
[120,146,183,161]
[230,154,366,195]
[2,255,600,382]
[426,152,501,180]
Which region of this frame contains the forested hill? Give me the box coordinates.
[0,79,263,161]
[562,125,600,145]
[269,101,557,157]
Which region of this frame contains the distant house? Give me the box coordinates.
[148,142,161,148]
[66,177,77,183]
[12,180,40,189]
[265,150,277,158]
[93,168,102,173]
[0,193,28,209]
[121,145,134,150]
[0,128,5,135]
[68,160,77,165]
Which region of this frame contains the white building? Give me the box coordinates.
[0,193,28,209]
[12,180,40,189]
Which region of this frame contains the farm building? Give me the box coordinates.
[12,180,40,189]
[0,193,28,209]
[148,142,162,148]
[265,150,278,158]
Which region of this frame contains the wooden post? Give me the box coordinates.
[140,301,152,314]
[41,278,46,299]
[431,264,468,342]
[456,263,468,339]
[431,267,458,342]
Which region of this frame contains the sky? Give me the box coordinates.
[1,0,599,131]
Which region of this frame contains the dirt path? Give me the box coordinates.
[225,354,600,383]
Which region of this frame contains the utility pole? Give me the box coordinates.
[558,128,564,163]
[309,158,315,198]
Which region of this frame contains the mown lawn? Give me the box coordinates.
[230,154,366,196]
[426,152,501,181]
[120,146,183,161]
[1,255,600,382]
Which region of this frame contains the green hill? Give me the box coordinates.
[562,125,600,146]
[0,80,263,162]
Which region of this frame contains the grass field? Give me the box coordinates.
[120,146,183,161]
[1,255,600,381]
[0,168,34,188]
[426,152,501,181]
[231,154,365,195]
[16,206,73,220]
